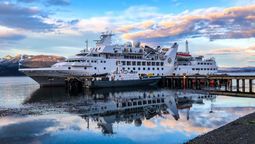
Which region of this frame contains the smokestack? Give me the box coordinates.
[186,40,189,53]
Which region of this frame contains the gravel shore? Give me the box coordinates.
[188,112,255,144]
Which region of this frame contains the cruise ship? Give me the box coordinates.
[174,41,218,76]
[19,32,178,87]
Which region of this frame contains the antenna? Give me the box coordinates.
[185,40,189,53]
[85,40,89,51]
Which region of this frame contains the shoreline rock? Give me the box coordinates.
[188,111,255,144]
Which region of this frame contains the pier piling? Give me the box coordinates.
[242,79,245,92]
[250,79,253,93]
[236,79,240,92]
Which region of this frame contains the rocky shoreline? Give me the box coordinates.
[188,112,255,144]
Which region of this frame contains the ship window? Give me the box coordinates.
[147,62,151,66]
[157,68,160,70]
[122,103,126,107]
[104,61,106,63]
[210,68,213,70]
[128,67,130,70]
[101,60,103,63]
[94,67,97,70]
[122,61,126,65]
[133,67,136,70]
[133,101,137,106]
[137,61,141,66]
[152,62,155,66]
[207,68,210,70]
[148,100,151,104]
[143,67,145,70]
[132,61,136,65]
[87,60,90,62]
[156,62,160,66]
[196,68,200,70]
[84,67,87,70]
[157,99,160,103]
[161,62,164,66]
[122,67,125,70]
[192,68,195,70]
[161,99,164,102]
[201,63,203,65]
[138,101,142,105]
[152,68,155,70]
[142,62,146,66]
[138,67,141,70]
[179,68,181,70]
[128,102,132,106]
[127,61,131,65]
[148,67,150,70]
[198,63,200,65]
[68,67,71,70]
[143,100,147,104]
[161,68,164,70]
[104,67,106,70]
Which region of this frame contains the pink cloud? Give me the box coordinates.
[121,5,255,42]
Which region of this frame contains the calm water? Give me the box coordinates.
[0,77,255,144]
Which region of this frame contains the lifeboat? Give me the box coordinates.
[176,52,192,60]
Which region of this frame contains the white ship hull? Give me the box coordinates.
[29,76,66,87]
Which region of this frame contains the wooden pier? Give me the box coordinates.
[64,74,255,97]
[161,74,255,94]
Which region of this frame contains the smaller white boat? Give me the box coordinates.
[86,69,161,88]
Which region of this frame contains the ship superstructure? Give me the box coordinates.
[174,41,218,76]
[20,32,178,87]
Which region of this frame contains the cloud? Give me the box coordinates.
[248,60,255,63]
[0,26,26,41]
[234,0,255,6]
[56,5,161,36]
[201,46,255,56]
[120,5,255,43]
[17,0,37,3]
[45,0,70,6]
[0,2,56,32]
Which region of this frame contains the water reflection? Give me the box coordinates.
[23,87,217,135]
[1,85,255,144]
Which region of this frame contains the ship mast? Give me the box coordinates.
[85,40,89,52]
[185,40,189,54]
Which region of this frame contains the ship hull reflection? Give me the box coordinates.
[25,87,216,135]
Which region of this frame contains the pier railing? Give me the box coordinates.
[161,74,255,96]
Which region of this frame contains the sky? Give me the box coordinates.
[0,0,255,67]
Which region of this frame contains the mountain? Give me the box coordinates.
[0,54,66,76]
[218,67,255,73]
